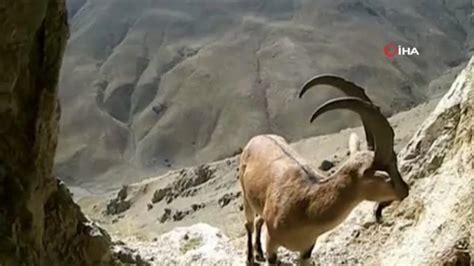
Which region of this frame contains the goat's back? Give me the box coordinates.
[239,134,308,214]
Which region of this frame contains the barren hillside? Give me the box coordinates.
[57,0,473,189]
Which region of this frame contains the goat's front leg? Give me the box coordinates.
[298,244,315,266]
[374,201,392,223]
[265,232,278,266]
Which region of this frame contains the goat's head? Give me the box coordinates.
[345,133,401,202]
[299,75,409,220]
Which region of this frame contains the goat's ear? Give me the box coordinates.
[348,133,361,155]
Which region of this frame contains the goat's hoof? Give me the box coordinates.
[255,253,265,262]
[265,261,279,266]
[298,259,314,266]
[246,260,256,266]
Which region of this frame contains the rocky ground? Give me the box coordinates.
[76,57,473,265]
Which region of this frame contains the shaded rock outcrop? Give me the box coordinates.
[0,1,117,265]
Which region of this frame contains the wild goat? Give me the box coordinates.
[238,75,409,265]
[299,75,409,220]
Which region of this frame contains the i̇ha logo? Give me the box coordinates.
[383,43,419,59]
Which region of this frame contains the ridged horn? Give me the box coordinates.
[299,75,375,150]
[310,97,409,204]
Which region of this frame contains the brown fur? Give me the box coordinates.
[239,134,399,265]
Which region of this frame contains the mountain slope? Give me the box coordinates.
[57,0,473,189]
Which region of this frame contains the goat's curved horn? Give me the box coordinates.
[310,97,393,165]
[299,75,375,150]
[310,97,409,200]
[299,74,372,102]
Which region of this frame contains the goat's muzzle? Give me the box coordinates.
[388,162,409,200]
[375,165,409,222]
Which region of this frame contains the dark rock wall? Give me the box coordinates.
[0,1,113,265]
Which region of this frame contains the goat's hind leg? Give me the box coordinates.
[254,216,265,262]
[244,199,256,265]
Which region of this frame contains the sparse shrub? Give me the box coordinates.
[118,185,128,201]
[218,192,242,208]
[173,210,187,221]
[193,164,216,186]
[105,185,131,215]
[159,208,172,223]
[152,187,171,204]
[105,198,131,215]
[179,236,202,254]
[191,203,205,211]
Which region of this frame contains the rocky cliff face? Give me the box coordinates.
[57,0,473,190]
[301,56,473,266]
[0,1,115,265]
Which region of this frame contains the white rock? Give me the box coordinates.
[121,223,245,266]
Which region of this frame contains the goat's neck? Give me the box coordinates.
[306,164,361,222]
